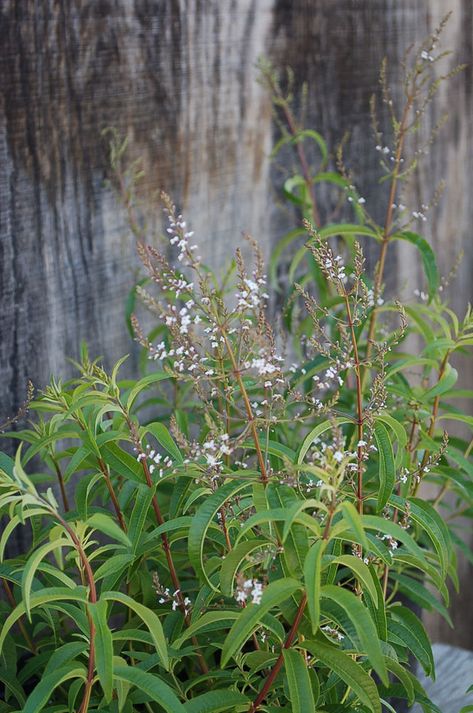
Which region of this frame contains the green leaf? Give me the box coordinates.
[102,591,169,670]
[0,587,88,654]
[326,555,378,603]
[302,639,381,713]
[317,224,381,242]
[389,606,434,676]
[0,670,26,706]
[87,513,131,549]
[100,442,144,484]
[390,495,451,577]
[183,690,249,712]
[221,578,302,667]
[321,585,388,684]
[126,372,171,411]
[394,231,439,299]
[89,599,114,701]
[298,418,353,464]
[220,539,270,597]
[22,538,73,620]
[128,483,156,552]
[114,665,186,712]
[188,479,251,589]
[422,364,458,401]
[23,664,86,713]
[144,422,183,464]
[373,422,395,512]
[304,540,326,634]
[339,502,370,552]
[283,648,316,713]
[173,611,239,649]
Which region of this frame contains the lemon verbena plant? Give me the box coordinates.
[1,15,473,713]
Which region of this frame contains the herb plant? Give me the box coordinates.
[1,14,472,713]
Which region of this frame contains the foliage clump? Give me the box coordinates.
[1,14,472,713]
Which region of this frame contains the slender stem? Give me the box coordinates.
[1,578,37,653]
[97,457,128,533]
[248,511,335,712]
[55,513,97,713]
[412,351,450,497]
[265,73,321,227]
[248,593,308,713]
[220,330,269,485]
[52,457,70,512]
[140,456,209,675]
[364,92,415,375]
[343,294,364,514]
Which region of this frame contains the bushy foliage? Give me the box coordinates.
[1,14,472,713]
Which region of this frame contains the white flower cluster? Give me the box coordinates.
[193,433,233,474]
[163,300,201,335]
[244,350,285,386]
[312,360,348,390]
[236,276,269,310]
[235,578,264,606]
[166,213,200,264]
[366,288,384,308]
[421,49,435,62]
[157,587,192,615]
[413,288,428,302]
[321,625,344,641]
[136,448,173,478]
[323,254,346,283]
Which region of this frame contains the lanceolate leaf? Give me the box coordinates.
[183,690,250,712]
[301,640,381,713]
[22,538,74,620]
[321,585,388,684]
[221,578,302,667]
[394,231,439,299]
[283,648,316,713]
[89,599,114,701]
[145,421,184,464]
[389,606,435,677]
[22,664,86,713]
[373,421,396,512]
[114,665,186,712]
[303,539,325,634]
[102,591,169,670]
[0,588,88,654]
[188,479,251,589]
[297,417,352,464]
[220,539,270,597]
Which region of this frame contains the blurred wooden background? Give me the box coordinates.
[0,1,472,646]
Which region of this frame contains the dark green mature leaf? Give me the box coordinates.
[100,442,144,484]
[0,588,88,654]
[183,690,249,712]
[145,421,184,463]
[394,231,439,299]
[126,372,170,411]
[283,648,316,713]
[102,591,169,669]
[22,664,86,713]
[302,640,381,713]
[304,539,325,634]
[389,606,434,676]
[114,665,186,712]
[90,599,114,701]
[221,578,302,667]
[321,585,388,684]
[188,479,251,589]
[373,422,395,512]
[220,539,270,596]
